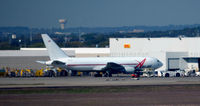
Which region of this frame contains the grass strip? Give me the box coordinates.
[0,84,200,94]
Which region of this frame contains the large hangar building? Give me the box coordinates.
[110,37,200,71]
[1,37,200,72]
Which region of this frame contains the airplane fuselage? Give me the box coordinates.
[53,56,162,73]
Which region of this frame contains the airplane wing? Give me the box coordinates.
[92,62,126,74]
[51,60,65,65]
[104,62,126,74]
[93,65,106,71]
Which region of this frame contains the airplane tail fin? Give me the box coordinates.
[41,34,69,60]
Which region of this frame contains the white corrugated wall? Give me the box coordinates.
[110,37,200,70]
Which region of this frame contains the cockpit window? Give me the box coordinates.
[157,60,160,62]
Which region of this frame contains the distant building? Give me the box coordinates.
[11,34,16,39]
[132,29,144,33]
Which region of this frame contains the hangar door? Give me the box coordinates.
[168,58,179,70]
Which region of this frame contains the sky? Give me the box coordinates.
[0,0,200,28]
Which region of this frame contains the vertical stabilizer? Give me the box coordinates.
[41,34,69,60]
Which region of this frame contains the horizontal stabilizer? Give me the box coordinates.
[36,61,47,64]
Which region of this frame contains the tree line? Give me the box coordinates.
[0,26,200,50]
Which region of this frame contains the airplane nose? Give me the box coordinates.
[153,58,163,69]
[158,61,163,68]
[151,58,163,69]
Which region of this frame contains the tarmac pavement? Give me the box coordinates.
[1,77,200,88]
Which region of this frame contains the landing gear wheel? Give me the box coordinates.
[103,71,112,77]
[94,73,102,77]
[103,73,108,77]
[108,73,112,77]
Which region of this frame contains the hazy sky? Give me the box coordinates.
[0,0,200,28]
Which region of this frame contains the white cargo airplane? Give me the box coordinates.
[37,34,163,77]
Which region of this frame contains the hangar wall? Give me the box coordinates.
[166,52,188,70]
[20,48,110,57]
[110,37,200,71]
[0,56,49,70]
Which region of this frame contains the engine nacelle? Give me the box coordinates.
[124,67,135,74]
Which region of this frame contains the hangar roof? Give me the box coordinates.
[0,48,110,57]
[21,48,110,54]
[0,50,75,57]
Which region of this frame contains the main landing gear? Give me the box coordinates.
[94,71,112,77]
[103,71,112,77]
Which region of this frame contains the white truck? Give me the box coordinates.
[155,70,185,77]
